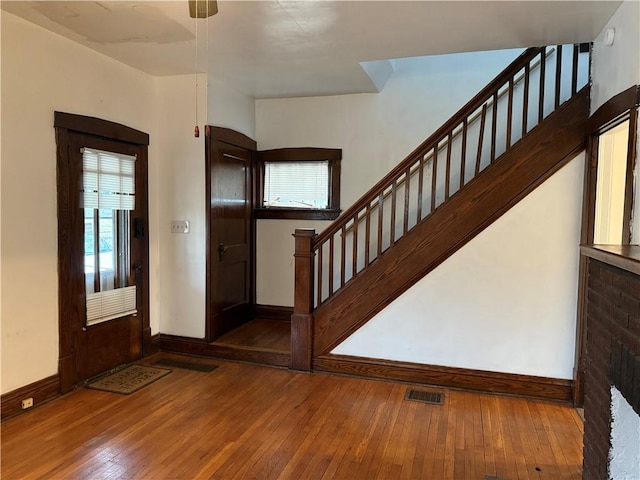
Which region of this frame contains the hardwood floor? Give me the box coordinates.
[214,319,290,352]
[1,355,583,479]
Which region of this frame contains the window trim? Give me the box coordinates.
[255,147,342,220]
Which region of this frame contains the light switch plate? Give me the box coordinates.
[171,220,190,234]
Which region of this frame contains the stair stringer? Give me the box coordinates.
[312,87,589,357]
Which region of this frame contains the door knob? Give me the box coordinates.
[218,243,227,260]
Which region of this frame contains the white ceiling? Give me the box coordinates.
[2,1,621,98]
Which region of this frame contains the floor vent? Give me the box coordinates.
[153,359,219,373]
[485,476,509,480]
[405,388,444,405]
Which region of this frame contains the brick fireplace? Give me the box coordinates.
[581,246,640,479]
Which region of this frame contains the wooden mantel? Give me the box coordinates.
[580,244,640,276]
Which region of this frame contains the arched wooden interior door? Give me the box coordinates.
[206,127,256,341]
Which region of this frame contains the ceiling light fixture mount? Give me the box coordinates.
[189,0,217,19]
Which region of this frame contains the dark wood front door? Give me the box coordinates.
[55,112,150,391]
[206,127,256,341]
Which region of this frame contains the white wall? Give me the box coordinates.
[0,13,157,393]
[591,0,640,114]
[590,0,640,243]
[334,155,584,379]
[156,74,254,338]
[155,74,208,338]
[255,48,522,306]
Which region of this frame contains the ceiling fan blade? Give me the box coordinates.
[189,0,218,18]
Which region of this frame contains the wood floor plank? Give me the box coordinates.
[479,394,497,478]
[1,355,584,480]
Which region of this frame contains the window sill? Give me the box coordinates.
[255,207,341,221]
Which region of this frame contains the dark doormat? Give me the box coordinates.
[153,358,219,373]
[86,364,171,395]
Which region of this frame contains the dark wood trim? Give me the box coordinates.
[257,147,341,162]
[573,254,589,406]
[254,304,293,321]
[291,229,315,371]
[209,126,256,151]
[1,375,60,421]
[314,354,573,402]
[255,208,340,220]
[205,132,213,343]
[622,106,638,244]
[145,333,161,356]
[159,334,289,368]
[135,143,152,361]
[574,133,598,407]
[291,314,313,372]
[54,111,149,145]
[580,245,640,276]
[255,147,342,221]
[588,85,640,134]
[312,87,589,356]
[55,126,75,393]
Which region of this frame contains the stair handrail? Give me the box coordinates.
[340,47,556,236]
[312,46,545,248]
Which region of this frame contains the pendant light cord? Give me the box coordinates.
[194,1,199,134]
[206,0,210,129]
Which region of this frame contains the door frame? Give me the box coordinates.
[573,85,639,405]
[205,126,257,342]
[55,112,151,393]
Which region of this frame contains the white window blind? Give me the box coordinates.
[263,161,329,209]
[82,147,137,326]
[82,148,136,211]
[86,286,137,326]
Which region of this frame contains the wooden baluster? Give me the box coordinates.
[460,118,467,189]
[522,63,530,135]
[340,225,346,287]
[506,77,514,149]
[475,104,487,176]
[403,167,410,234]
[539,47,546,123]
[364,205,371,267]
[490,92,498,163]
[352,214,358,277]
[417,155,424,222]
[390,181,397,246]
[571,44,579,95]
[554,44,563,109]
[430,147,438,212]
[329,235,334,296]
[316,242,323,306]
[291,229,315,371]
[377,191,384,257]
[445,133,452,200]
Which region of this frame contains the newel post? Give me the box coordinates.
[291,228,316,371]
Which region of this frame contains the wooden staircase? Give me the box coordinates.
[291,46,590,377]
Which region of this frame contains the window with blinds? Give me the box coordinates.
[263,161,329,209]
[256,147,342,220]
[82,148,135,210]
[81,148,136,326]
